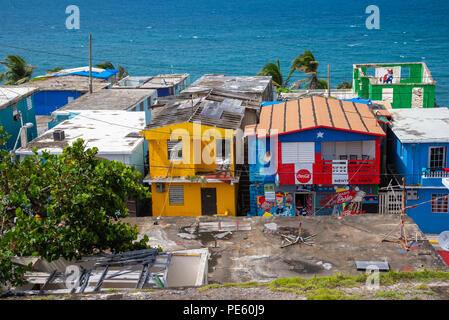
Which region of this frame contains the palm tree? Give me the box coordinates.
[257,59,283,88]
[258,50,328,91]
[0,55,36,85]
[287,50,321,89]
[117,65,129,80]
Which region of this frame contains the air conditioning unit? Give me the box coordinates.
[156,183,166,193]
[53,130,65,141]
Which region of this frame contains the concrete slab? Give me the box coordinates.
[124,215,449,284]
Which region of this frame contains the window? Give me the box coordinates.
[12,104,19,121]
[167,140,183,161]
[26,97,33,110]
[431,194,448,213]
[169,186,184,205]
[407,189,418,201]
[382,88,394,103]
[429,147,447,170]
[216,139,231,163]
[282,142,315,164]
[401,67,410,80]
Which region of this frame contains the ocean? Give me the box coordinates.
[1,0,449,105]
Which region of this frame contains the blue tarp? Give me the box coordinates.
[53,68,118,80]
[261,101,285,107]
[342,97,372,104]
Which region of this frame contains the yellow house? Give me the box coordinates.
[140,98,245,216]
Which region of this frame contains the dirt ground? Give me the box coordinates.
[124,215,449,284]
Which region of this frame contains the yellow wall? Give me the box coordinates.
[151,182,237,216]
[142,122,235,178]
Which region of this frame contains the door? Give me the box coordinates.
[295,192,315,216]
[201,188,217,216]
[411,87,424,108]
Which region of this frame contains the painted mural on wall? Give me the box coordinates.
[316,187,366,216]
[256,192,295,216]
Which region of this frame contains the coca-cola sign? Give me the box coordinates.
[296,169,312,184]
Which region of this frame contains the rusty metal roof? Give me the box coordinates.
[245,96,386,137]
[145,96,244,130]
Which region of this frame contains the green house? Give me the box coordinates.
[353,62,436,108]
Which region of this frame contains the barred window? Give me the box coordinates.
[169,186,184,205]
[167,140,183,161]
[216,139,231,161]
[431,194,448,213]
[429,147,447,170]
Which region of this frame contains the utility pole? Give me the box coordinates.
[400,177,408,245]
[327,64,331,97]
[382,177,410,251]
[89,34,93,94]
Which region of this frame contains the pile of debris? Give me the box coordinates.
[263,221,316,248]
[7,247,209,297]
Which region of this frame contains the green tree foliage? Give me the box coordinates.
[288,50,320,89]
[0,55,36,85]
[47,66,64,74]
[337,81,352,89]
[95,61,129,82]
[95,61,115,70]
[258,50,326,90]
[0,127,151,290]
[258,59,283,88]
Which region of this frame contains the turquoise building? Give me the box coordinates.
[0,87,38,151]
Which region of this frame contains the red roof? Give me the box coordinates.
[437,250,449,266]
[245,96,386,137]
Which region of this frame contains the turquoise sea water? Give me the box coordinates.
[1,0,449,105]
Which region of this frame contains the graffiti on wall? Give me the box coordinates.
[317,187,367,216]
[257,192,295,216]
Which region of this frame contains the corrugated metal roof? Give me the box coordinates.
[58,88,156,111]
[0,86,38,110]
[18,75,109,92]
[182,75,272,95]
[245,96,386,137]
[146,96,244,130]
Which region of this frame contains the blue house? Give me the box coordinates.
[23,67,116,116]
[0,87,38,151]
[389,108,449,234]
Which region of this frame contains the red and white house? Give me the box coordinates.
[246,96,386,216]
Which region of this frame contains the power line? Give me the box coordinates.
[3,43,449,83]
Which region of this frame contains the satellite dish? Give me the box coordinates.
[438,231,449,251]
[443,178,449,190]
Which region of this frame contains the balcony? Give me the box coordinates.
[315,159,379,185]
[422,168,449,187]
